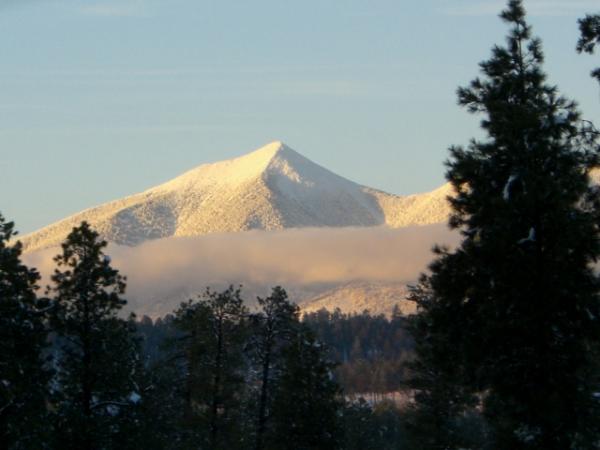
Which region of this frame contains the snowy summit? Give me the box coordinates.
[20,141,452,252]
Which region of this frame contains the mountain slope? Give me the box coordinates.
[21,141,452,252]
[299,281,415,317]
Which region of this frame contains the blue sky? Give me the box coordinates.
[1,0,599,234]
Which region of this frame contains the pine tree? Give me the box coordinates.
[171,286,247,450]
[49,222,143,450]
[131,316,184,450]
[577,13,600,85]
[409,1,600,449]
[248,286,299,450]
[340,399,383,450]
[267,326,342,450]
[406,282,482,450]
[0,214,51,449]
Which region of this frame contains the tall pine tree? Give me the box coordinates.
[267,326,342,450]
[171,286,248,450]
[409,1,600,449]
[50,222,143,450]
[248,286,299,450]
[406,282,483,450]
[0,214,51,450]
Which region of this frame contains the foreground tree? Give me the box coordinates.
[0,214,51,449]
[50,222,143,450]
[409,1,600,449]
[406,284,484,450]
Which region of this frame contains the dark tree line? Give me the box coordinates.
[303,308,414,395]
[141,306,416,398]
[1,220,153,450]
[2,217,411,450]
[0,214,51,449]
[138,306,418,450]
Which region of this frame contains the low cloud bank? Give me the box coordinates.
[24,224,459,316]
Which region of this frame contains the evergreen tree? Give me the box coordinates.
[267,326,342,450]
[49,222,143,450]
[341,399,383,450]
[577,13,600,85]
[131,316,185,450]
[409,1,600,449]
[171,286,247,450]
[370,400,412,450]
[406,282,481,450]
[0,214,51,449]
[248,286,299,450]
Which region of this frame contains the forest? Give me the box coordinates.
[0,219,418,450]
[140,306,415,397]
[2,1,600,449]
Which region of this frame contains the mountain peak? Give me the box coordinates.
[252,140,288,156]
[243,140,302,169]
[20,142,452,252]
[153,141,297,193]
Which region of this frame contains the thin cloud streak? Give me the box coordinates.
[0,0,44,11]
[79,1,148,18]
[0,0,147,16]
[24,225,459,316]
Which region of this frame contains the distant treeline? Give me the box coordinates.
[303,308,414,394]
[138,307,415,397]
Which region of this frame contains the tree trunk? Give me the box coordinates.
[255,345,271,450]
[210,316,223,449]
[82,294,93,450]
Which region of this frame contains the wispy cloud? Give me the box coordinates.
[270,80,373,98]
[0,104,59,111]
[79,0,149,17]
[0,123,224,136]
[0,0,43,11]
[0,0,151,17]
[439,1,600,17]
[25,225,459,317]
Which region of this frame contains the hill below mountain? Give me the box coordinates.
[299,281,415,317]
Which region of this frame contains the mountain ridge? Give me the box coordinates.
[20,141,452,253]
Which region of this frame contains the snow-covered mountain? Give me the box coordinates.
[21,141,452,252]
[300,282,415,317]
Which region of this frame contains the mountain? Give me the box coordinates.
[299,281,415,317]
[21,141,452,253]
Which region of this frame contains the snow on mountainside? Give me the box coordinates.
[299,282,415,317]
[20,141,452,252]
